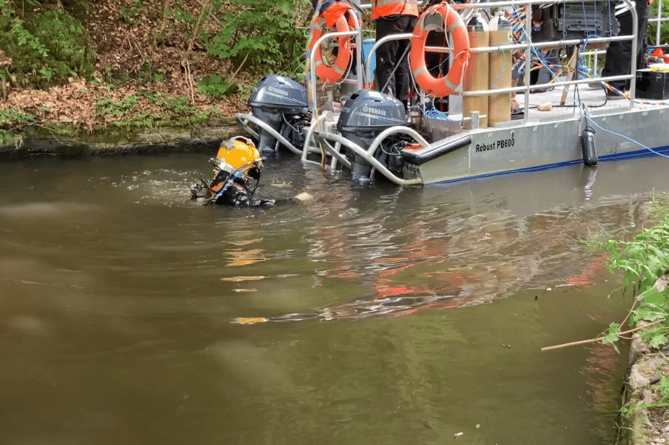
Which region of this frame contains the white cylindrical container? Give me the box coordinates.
[488,12,513,127]
[463,12,489,129]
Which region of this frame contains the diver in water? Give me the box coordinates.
[191,136,275,207]
[191,136,312,207]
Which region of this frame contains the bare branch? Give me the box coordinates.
[541,319,665,351]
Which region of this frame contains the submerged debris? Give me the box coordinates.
[232,317,268,325]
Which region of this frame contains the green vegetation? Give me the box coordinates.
[597,195,669,414]
[96,96,140,118]
[0,0,312,92]
[0,0,96,88]
[0,107,36,126]
[92,91,220,131]
[620,376,669,415]
[0,89,221,145]
[649,0,669,48]
[0,107,35,144]
[118,0,143,26]
[0,0,313,137]
[600,196,669,350]
[197,74,237,99]
[193,0,311,78]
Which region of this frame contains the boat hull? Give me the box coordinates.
[412,105,669,185]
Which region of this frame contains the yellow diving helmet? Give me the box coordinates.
[211,136,263,186]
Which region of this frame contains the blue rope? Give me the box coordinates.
[213,170,246,201]
[581,106,669,160]
[424,106,459,121]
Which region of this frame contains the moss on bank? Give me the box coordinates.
[0,122,241,160]
[618,330,669,445]
[0,78,246,152]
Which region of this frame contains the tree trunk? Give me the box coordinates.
[155,0,172,46]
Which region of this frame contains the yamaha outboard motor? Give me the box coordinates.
[336,90,408,182]
[248,74,310,155]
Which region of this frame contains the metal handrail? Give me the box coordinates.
[317,132,423,185]
[235,113,303,155]
[364,32,414,89]
[303,0,663,179]
[341,0,642,118]
[301,111,332,162]
[308,27,365,112]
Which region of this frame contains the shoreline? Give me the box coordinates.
[618,325,669,445]
[0,122,242,160]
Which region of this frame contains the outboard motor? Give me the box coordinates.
[336,90,408,182]
[248,74,310,155]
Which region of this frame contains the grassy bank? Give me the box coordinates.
[597,195,669,444]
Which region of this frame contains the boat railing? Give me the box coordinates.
[316,127,428,185]
[461,0,639,118]
[307,27,366,113]
[303,0,668,182]
[309,0,669,116]
[581,0,669,79]
[360,0,641,124]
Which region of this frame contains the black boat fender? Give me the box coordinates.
[580,126,598,167]
[401,135,472,166]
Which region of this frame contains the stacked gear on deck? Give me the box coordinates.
[530,1,620,43]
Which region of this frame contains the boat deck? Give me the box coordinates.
[515,81,668,118]
[420,79,669,138]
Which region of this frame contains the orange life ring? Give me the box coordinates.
[409,2,470,98]
[308,2,361,83]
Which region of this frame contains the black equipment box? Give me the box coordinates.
[531,2,619,43]
[636,69,669,100]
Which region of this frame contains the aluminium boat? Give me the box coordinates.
[235,0,669,186]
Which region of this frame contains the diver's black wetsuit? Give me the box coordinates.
[191,181,304,208]
[212,183,275,208]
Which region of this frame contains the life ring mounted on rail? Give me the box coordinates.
[409,2,470,98]
[308,1,362,83]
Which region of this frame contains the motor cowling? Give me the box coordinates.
[248,74,309,154]
[336,90,408,182]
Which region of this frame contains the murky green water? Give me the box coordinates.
[1,153,668,444]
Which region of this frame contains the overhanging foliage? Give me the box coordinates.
[0,0,96,88]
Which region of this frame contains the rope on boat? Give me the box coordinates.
[579,103,669,160]
[423,106,460,121]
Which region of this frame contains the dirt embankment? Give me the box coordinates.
[0,0,254,132]
[619,326,669,445]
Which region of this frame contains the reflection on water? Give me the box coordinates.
[0,154,667,444]
[234,193,649,324]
